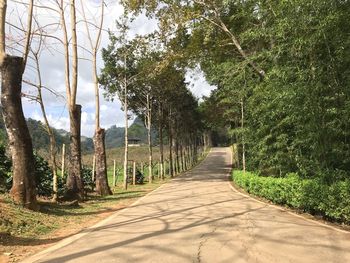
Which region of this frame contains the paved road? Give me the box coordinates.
[24,148,350,263]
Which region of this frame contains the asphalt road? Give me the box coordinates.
[23,147,350,263]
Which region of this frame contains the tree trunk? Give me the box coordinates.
[187,144,191,168]
[66,104,84,200]
[38,86,58,202]
[193,136,198,163]
[123,94,128,190]
[49,133,58,202]
[169,125,174,178]
[147,94,153,183]
[94,128,112,196]
[33,50,59,202]
[1,56,37,210]
[159,117,164,180]
[241,99,246,173]
[175,138,180,174]
[61,144,66,176]
[180,143,184,172]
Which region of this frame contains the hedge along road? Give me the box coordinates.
[23,148,350,263]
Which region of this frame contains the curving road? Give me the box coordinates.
[23,148,350,263]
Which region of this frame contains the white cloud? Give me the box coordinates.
[6,0,216,137]
[186,68,216,100]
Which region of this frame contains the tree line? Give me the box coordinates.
[122,0,350,181]
[0,0,205,210]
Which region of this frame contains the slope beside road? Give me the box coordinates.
[23,147,350,263]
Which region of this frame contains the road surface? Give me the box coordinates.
[23,147,350,263]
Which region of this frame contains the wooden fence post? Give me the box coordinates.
[113,160,116,186]
[61,144,65,177]
[92,155,96,182]
[133,161,136,185]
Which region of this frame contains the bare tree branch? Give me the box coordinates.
[0,0,7,65]
[22,0,33,72]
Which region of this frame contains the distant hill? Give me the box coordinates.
[105,117,158,148]
[0,115,157,153]
[26,118,94,153]
[0,117,94,153]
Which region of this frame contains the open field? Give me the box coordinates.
[82,146,170,168]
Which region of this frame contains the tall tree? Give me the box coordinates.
[56,0,84,200]
[25,30,60,201]
[100,17,140,189]
[0,0,38,210]
[81,0,111,196]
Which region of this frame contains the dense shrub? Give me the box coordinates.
[233,171,350,223]
[0,144,11,193]
[5,154,63,197]
[2,147,95,197]
[82,166,94,192]
[34,154,56,196]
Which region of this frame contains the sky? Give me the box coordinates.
[7,0,216,137]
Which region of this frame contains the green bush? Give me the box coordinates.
[82,166,94,192]
[34,154,56,196]
[2,148,95,197]
[232,170,350,224]
[0,144,11,193]
[5,154,64,197]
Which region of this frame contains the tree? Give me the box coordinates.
[122,0,265,79]
[100,16,140,189]
[154,0,350,182]
[0,0,38,210]
[81,0,111,196]
[24,30,61,201]
[56,0,84,200]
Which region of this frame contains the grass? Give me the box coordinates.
[82,146,171,186]
[0,182,164,239]
[82,146,170,168]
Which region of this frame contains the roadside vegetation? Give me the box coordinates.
[120,0,348,224]
[232,170,350,224]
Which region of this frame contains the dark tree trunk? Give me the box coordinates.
[66,104,84,200]
[94,128,112,196]
[1,56,38,210]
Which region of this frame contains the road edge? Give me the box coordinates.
[21,182,172,263]
[227,174,350,235]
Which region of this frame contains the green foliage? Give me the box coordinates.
[0,144,11,193]
[33,154,66,197]
[4,154,65,197]
[82,166,94,193]
[0,117,94,154]
[105,117,158,148]
[33,157,95,196]
[157,0,350,179]
[233,170,350,223]
[34,154,55,196]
